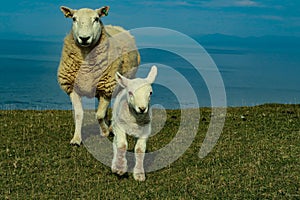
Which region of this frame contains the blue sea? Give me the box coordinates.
[0,36,300,110]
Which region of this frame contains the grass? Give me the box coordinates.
[0,104,299,199]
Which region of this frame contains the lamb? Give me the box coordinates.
[111,65,158,181]
[57,5,140,145]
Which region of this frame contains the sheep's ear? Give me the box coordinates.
[60,6,75,18]
[96,6,110,17]
[146,65,158,84]
[115,72,129,88]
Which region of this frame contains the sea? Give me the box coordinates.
[0,36,300,110]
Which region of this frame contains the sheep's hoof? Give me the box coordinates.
[99,121,110,137]
[108,125,113,134]
[101,129,110,137]
[133,172,146,181]
[70,137,82,146]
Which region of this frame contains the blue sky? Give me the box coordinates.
[0,0,299,40]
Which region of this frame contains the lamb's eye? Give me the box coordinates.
[128,91,133,96]
[150,91,153,96]
[94,17,99,22]
[72,17,77,22]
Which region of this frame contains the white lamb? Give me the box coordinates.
[57,5,140,145]
[111,65,158,181]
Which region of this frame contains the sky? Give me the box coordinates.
[0,0,299,40]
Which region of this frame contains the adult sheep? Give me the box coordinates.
[57,5,140,145]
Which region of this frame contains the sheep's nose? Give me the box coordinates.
[79,36,90,43]
[139,107,146,113]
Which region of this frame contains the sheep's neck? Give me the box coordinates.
[79,29,107,58]
[73,27,110,97]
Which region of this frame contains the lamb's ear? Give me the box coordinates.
[60,6,75,18]
[96,6,110,17]
[115,72,129,88]
[146,65,158,83]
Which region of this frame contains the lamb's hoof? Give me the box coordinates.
[111,164,127,176]
[70,137,82,146]
[133,172,146,181]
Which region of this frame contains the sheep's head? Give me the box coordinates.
[116,66,158,114]
[60,6,109,48]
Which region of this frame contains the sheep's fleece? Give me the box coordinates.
[57,25,140,99]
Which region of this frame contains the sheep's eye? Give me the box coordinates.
[150,91,153,96]
[94,17,99,22]
[72,17,77,22]
[128,91,133,96]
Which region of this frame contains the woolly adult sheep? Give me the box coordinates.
[111,65,158,181]
[57,6,140,145]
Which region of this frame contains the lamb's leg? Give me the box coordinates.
[111,129,128,175]
[70,91,83,146]
[96,96,110,137]
[133,138,147,181]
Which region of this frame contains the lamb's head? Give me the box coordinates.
[116,66,158,114]
[60,6,109,48]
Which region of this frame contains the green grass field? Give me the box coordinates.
[1,104,299,199]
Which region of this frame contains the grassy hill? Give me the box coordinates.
[0,104,299,199]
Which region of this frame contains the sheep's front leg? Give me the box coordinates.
[133,138,147,181]
[70,91,83,146]
[96,96,110,137]
[112,129,128,175]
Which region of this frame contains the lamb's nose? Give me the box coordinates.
[79,36,90,43]
[139,107,146,113]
